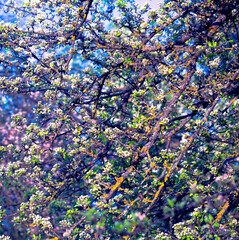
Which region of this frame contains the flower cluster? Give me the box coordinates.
[76,195,89,208]
[103,162,113,173]
[59,220,72,228]
[104,127,121,140]
[0,235,11,240]
[209,57,220,68]
[155,232,171,240]
[173,220,198,239]
[30,213,53,230]
[116,147,131,158]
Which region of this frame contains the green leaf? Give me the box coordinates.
[214,222,219,227]
[167,199,174,208]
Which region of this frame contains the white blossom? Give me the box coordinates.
[209,57,220,68]
[28,0,41,7]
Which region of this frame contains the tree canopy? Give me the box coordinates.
[0,0,239,239]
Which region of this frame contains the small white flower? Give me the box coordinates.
[37,13,46,22]
[211,109,218,116]
[54,147,63,154]
[76,195,88,207]
[0,235,11,240]
[55,109,63,115]
[29,0,41,7]
[52,78,61,86]
[195,119,202,126]
[195,68,203,76]
[57,36,66,42]
[209,57,220,68]
[59,220,72,228]
[63,229,71,237]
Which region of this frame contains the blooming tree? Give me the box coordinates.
[0,0,239,239]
